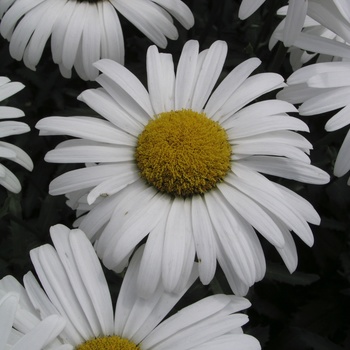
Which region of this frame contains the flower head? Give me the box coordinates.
[0,77,33,193]
[0,0,194,80]
[278,61,350,181]
[36,40,329,297]
[270,0,350,70]
[0,224,260,350]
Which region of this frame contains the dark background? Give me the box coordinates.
[0,1,349,349]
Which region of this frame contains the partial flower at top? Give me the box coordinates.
[0,77,33,193]
[36,40,330,297]
[0,224,261,350]
[239,0,308,47]
[277,61,350,183]
[0,0,194,81]
[270,0,350,70]
[0,292,65,350]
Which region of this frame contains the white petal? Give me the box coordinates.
[217,73,285,123]
[190,41,227,111]
[326,103,350,131]
[51,0,76,64]
[12,315,66,350]
[0,81,24,101]
[77,89,143,136]
[334,128,350,177]
[147,45,175,114]
[283,0,308,46]
[98,1,124,64]
[151,0,194,29]
[36,116,136,146]
[204,190,258,286]
[205,58,261,120]
[81,3,100,80]
[224,114,308,138]
[239,156,330,184]
[136,216,166,299]
[0,106,25,119]
[0,141,33,171]
[25,0,65,68]
[174,40,199,109]
[30,244,92,343]
[191,195,217,285]
[110,0,176,48]
[0,293,18,349]
[162,197,189,292]
[0,0,45,39]
[61,2,87,71]
[44,140,135,163]
[238,0,265,20]
[94,59,154,117]
[68,228,114,336]
[299,87,350,115]
[218,182,285,247]
[0,164,21,193]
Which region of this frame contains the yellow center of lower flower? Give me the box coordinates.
[75,336,140,350]
[135,109,231,197]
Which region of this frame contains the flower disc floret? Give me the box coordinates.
[135,109,231,197]
[76,335,140,350]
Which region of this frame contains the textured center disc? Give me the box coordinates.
[135,109,231,197]
[75,335,140,350]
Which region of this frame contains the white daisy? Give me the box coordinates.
[239,0,308,46]
[0,224,261,350]
[0,0,194,81]
[36,40,330,297]
[0,292,66,350]
[277,61,350,182]
[270,0,350,70]
[0,77,33,193]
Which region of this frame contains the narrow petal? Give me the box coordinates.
[174,40,199,109]
[161,197,189,292]
[12,315,66,350]
[239,156,330,184]
[94,59,154,117]
[36,116,136,146]
[334,129,350,177]
[0,293,18,349]
[205,58,261,120]
[326,104,350,131]
[283,0,308,46]
[147,45,175,114]
[191,195,217,285]
[68,228,114,336]
[190,41,227,111]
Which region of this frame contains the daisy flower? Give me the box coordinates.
[277,61,350,182]
[239,0,308,47]
[0,292,66,350]
[0,224,261,350]
[0,0,194,81]
[270,0,350,70]
[36,40,330,297]
[0,77,33,193]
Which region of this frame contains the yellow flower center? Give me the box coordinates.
[75,335,140,350]
[135,109,231,197]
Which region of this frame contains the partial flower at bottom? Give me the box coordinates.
[0,77,33,193]
[0,292,65,350]
[0,224,260,350]
[36,40,330,297]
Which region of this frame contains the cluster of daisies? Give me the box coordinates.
[0,0,349,349]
